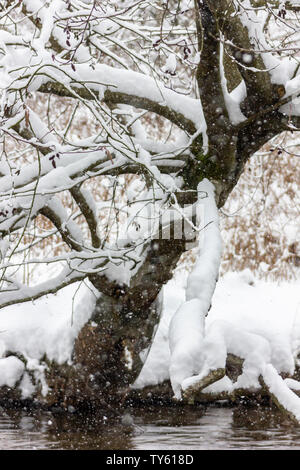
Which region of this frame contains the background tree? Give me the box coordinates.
[0,0,300,409]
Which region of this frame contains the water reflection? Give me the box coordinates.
[0,404,299,450]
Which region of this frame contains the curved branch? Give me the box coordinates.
[37,80,198,135]
[39,196,84,252]
[70,186,101,249]
[0,266,87,311]
[211,0,278,112]
[17,0,199,135]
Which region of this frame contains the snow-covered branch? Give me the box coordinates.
[168,179,222,399]
[0,245,137,310]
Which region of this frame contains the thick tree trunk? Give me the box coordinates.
[42,237,189,408]
[34,292,162,410]
[72,291,163,405]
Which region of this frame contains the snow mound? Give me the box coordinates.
[136,270,300,406]
[0,282,97,397]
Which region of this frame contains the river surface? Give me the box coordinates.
[0,404,300,450]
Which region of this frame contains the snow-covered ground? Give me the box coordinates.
[0,266,299,404]
[0,280,97,397]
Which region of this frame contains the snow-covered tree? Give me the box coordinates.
[0,0,300,412]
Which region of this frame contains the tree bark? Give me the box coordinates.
[39,236,189,408]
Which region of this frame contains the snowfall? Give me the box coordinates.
[0,175,299,421]
[0,263,299,413]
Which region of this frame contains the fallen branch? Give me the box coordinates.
[260,364,300,425]
[182,368,225,404]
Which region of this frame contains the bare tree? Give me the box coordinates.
[0,0,300,409]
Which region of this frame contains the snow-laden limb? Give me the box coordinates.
[1,108,164,242]
[0,31,202,136]
[219,37,246,125]
[169,299,206,399]
[261,364,300,424]
[40,196,84,251]
[0,262,91,310]
[0,250,127,310]
[185,179,223,305]
[216,0,300,117]
[0,104,185,227]
[234,0,297,86]
[168,179,222,399]
[179,317,300,423]
[16,110,100,248]
[238,0,300,117]
[38,67,201,134]
[181,319,271,400]
[285,379,300,393]
[10,0,202,134]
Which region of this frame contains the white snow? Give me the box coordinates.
[163,54,177,75]
[285,378,300,392]
[168,299,206,399]
[0,356,25,388]
[185,180,222,304]
[262,364,300,422]
[0,262,298,407]
[219,40,246,125]
[135,269,300,400]
[168,179,222,399]
[0,281,97,397]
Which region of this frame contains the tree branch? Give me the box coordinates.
[0,263,94,311]
[195,0,231,132]
[213,0,279,113]
[70,186,101,249]
[39,197,84,252]
[37,81,198,136]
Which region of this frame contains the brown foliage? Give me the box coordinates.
[220,133,300,281]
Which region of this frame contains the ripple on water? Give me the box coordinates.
[0,405,299,450]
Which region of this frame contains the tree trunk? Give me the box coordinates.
[35,291,162,410]
[43,237,188,408]
[73,291,163,404]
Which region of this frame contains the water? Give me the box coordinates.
[0,404,300,450]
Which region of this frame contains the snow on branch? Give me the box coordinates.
[261,364,300,424]
[0,0,203,136]
[230,0,300,114]
[168,179,222,399]
[28,65,201,135]
[181,320,300,424]
[40,196,84,252]
[0,247,134,311]
[167,175,300,422]
[185,180,223,306]
[0,264,89,310]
